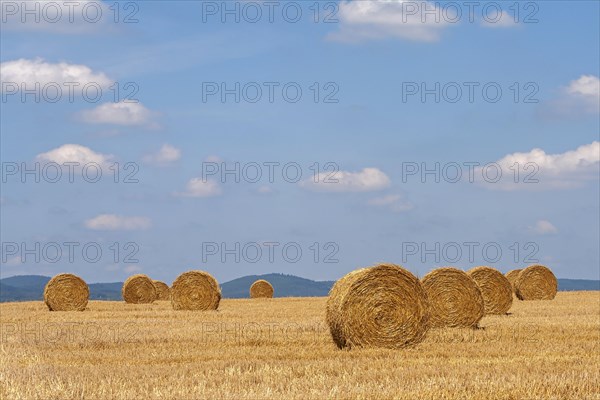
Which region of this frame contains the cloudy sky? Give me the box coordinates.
[1,0,599,283]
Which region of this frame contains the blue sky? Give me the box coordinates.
[1,0,599,283]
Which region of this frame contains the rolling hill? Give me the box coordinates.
[220,273,335,298]
[0,274,598,302]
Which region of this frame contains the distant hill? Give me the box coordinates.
[0,274,598,302]
[0,275,122,302]
[0,282,36,301]
[558,279,600,291]
[88,282,123,300]
[0,275,49,301]
[221,273,335,298]
[1,275,51,289]
[0,273,335,302]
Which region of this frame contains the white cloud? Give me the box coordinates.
[79,102,158,127]
[143,144,181,165]
[544,75,600,117]
[480,10,518,28]
[3,256,22,266]
[0,58,112,90]
[564,75,600,114]
[0,1,111,33]
[204,155,222,163]
[176,178,222,198]
[328,0,450,43]
[105,264,120,272]
[84,214,152,231]
[478,141,599,190]
[301,167,391,192]
[567,75,600,97]
[257,185,273,194]
[124,265,143,274]
[529,220,558,235]
[36,144,113,167]
[368,194,414,212]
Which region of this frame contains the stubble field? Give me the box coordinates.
[1,291,599,399]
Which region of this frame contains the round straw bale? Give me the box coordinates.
[467,266,513,315]
[505,269,522,293]
[153,280,170,300]
[122,274,157,304]
[171,270,221,310]
[250,279,274,298]
[421,267,484,328]
[515,264,558,300]
[326,263,430,349]
[43,273,89,311]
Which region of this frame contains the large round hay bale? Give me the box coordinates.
[515,264,558,300]
[326,263,430,349]
[249,279,274,298]
[43,273,89,311]
[421,267,484,328]
[122,274,157,304]
[153,280,170,300]
[467,266,513,315]
[171,270,221,310]
[505,269,522,293]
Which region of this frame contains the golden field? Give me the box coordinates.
[1,291,599,400]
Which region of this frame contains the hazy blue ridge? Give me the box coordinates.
[0,275,597,302]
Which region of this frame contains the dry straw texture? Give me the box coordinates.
[43,273,89,311]
[250,280,274,298]
[326,263,430,349]
[2,293,599,399]
[467,266,513,315]
[153,280,170,301]
[505,269,522,293]
[421,267,484,328]
[122,274,157,304]
[515,264,558,300]
[171,270,221,311]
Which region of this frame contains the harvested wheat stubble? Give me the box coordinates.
[515,264,558,300]
[326,263,430,350]
[421,267,484,328]
[250,279,274,298]
[43,273,89,311]
[505,269,522,293]
[122,274,157,304]
[153,280,170,300]
[171,270,221,310]
[467,266,513,315]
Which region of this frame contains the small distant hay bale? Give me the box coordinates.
[467,266,513,315]
[250,280,274,298]
[153,280,170,301]
[515,264,558,300]
[171,270,221,310]
[326,263,430,349]
[421,267,484,328]
[505,269,522,293]
[43,273,89,311]
[122,274,157,304]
